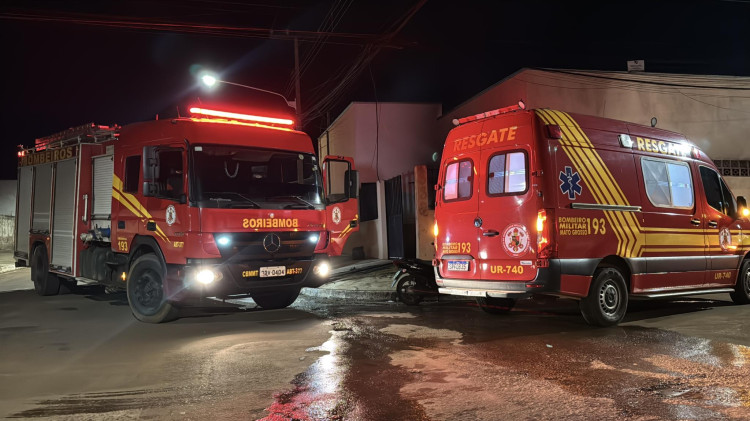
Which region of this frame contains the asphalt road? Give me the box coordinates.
[1,269,749,420]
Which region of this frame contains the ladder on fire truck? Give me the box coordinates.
[18,122,119,155]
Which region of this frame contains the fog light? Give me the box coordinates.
[313,262,330,277]
[309,233,319,243]
[196,269,216,284]
[216,235,231,246]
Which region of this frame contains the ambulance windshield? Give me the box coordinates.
[191,145,324,210]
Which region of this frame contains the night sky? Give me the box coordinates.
[2,0,749,180]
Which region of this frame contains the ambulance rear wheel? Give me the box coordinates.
[580,267,628,327]
[126,254,178,323]
[476,297,515,314]
[252,289,300,309]
[31,245,60,296]
[730,260,750,305]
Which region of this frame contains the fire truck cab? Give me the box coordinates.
[15,106,359,323]
[433,104,750,326]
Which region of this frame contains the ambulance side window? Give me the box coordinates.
[700,166,737,217]
[444,160,472,201]
[487,151,527,195]
[641,158,694,208]
[124,156,140,193]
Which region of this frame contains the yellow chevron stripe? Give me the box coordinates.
[112,175,170,244]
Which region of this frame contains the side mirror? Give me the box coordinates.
[345,169,359,199]
[142,146,159,197]
[738,196,749,218]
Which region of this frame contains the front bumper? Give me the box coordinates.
[435,259,561,298]
[169,254,331,299]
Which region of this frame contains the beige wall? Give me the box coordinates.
[726,176,750,202]
[414,165,435,260]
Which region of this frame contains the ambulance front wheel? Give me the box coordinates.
[126,254,178,323]
[580,267,628,327]
[730,260,750,305]
[31,245,60,296]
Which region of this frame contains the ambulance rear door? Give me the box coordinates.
[475,115,538,282]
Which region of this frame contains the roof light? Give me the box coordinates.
[189,107,294,126]
[452,100,527,126]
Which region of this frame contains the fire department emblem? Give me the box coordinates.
[332,206,342,224]
[502,224,529,257]
[559,166,583,200]
[166,205,176,226]
[719,227,732,251]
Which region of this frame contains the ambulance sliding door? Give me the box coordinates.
[50,159,77,272]
[14,166,33,256]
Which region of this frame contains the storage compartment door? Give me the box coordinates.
[51,159,77,269]
[92,155,114,223]
[15,166,33,255]
[32,163,53,233]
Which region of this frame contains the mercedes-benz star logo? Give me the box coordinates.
[263,233,282,253]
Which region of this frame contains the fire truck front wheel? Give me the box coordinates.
[31,245,60,296]
[126,254,178,323]
[252,288,301,310]
[730,260,750,305]
[580,266,628,327]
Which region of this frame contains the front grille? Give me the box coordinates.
[215,232,317,260]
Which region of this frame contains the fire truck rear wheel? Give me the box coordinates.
[580,267,628,327]
[730,260,750,305]
[476,297,515,314]
[31,245,60,296]
[252,289,301,310]
[126,254,178,323]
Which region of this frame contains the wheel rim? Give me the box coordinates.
[744,265,750,294]
[134,268,164,313]
[599,280,620,316]
[399,278,417,295]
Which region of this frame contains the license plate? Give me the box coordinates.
[260,266,286,278]
[447,260,469,271]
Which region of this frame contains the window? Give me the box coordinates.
[444,160,473,201]
[641,158,694,208]
[124,156,140,193]
[156,149,184,200]
[700,166,737,217]
[488,151,527,195]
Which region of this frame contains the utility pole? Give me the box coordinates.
[294,36,302,129]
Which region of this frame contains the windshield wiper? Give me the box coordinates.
[270,195,317,209]
[206,192,261,208]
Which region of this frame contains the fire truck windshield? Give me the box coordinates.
[191,145,324,210]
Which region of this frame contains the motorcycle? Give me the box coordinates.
[391,258,439,305]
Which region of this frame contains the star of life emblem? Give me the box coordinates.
[559,166,583,200]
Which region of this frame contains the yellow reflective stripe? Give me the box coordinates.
[112,175,170,244]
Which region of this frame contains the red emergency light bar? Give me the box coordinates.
[189,107,294,126]
[452,100,526,126]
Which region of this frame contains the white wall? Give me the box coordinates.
[0,180,17,216]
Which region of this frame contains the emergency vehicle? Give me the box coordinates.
[14,105,359,323]
[433,102,750,326]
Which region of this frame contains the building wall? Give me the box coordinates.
[0,180,16,251]
[726,176,750,202]
[319,103,442,259]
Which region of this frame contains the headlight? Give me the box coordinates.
[196,269,217,284]
[313,262,330,277]
[309,233,320,243]
[216,235,231,247]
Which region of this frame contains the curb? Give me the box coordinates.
[300,287,396,301]
[0,264,20,275]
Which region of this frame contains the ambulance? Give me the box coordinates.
[15,104,359,323]
[433,102,750,326]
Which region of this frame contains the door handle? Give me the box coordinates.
[708,220,718,228]
[482,230,499,237]
[690,218,701,226]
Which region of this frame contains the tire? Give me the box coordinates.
[476,297,515,314]
[252,289,301,309]
[31,245,60,296]
[126,254,178,323]
[730,260,750,305]
[580,266,628,327]
[396,275,424,306]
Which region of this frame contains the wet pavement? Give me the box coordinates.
[1,267,749,420]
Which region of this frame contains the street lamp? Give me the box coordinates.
[198,71,296,110]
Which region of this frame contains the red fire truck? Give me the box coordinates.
[15,105,359,323]
[433,103,750,326]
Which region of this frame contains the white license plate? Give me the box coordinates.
[447,260,469,271]
[260,266,286,278]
